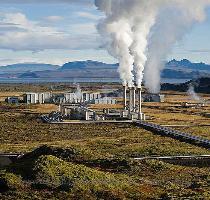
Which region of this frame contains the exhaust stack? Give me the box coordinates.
[138,88,143,120]
[123,86,127,110]
[128,87,136,112]
[129,87,133,113]
[132,87,136,112]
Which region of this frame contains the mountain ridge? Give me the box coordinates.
[0,59,210,80]
[0,63,60,73]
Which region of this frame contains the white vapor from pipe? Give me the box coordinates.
[187,85,200,101]
[95,0,160,88]
[145,0,210,93]
[130,0,161,88]
[95,0,134,87]
[95,0,210,91]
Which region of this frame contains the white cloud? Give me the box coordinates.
[0,12,99,51]
[76,11,99,20]
[69,23,97,34]
[0,0,93,4]
[44,15,64,23]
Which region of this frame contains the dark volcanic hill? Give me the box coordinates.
[161,77,210,93]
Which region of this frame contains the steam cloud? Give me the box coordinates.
[74,83,83,100]
[145,0,210,93]
[187,85,200,101]
[95,0,210,92]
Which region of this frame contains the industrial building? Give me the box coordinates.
[40,84,166,122]
[5,97,19,104]
[64,92,102,103]
[59,86,146,121]
[59,105,96,121]
[64,93,83,103]
[23,92,52,104]
[23,90,105,105]
[93,97,117,104]
[83,92,101,102]
[143,94,165,103]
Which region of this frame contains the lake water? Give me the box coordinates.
[0,78,190,84]
[161,78,191,84]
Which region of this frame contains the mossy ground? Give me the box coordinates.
[1,145,210,199]
[0,84,209,199]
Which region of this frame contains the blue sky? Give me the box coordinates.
[0,0,209,66]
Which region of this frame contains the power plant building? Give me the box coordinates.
[5,97,19,104]
[64,93,83,103]
[143,94,165,103]
[93,97,117,104]
[24,92,52,104]
[60,105,96,121]
[83,93,101,102]
[64,92,102,103]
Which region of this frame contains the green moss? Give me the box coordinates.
[0,172,24,191]
[33,155,143,199]
[144,159,169,172]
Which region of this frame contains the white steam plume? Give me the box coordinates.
[105,19,134,87]
[187,85,200,101]
[96,0,134,87]
[95,0,210,92]
[95,0,161,88]
[145,0,210,93]
[130,7,158,88]
[75,83,82,100]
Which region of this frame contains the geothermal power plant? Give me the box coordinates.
[40,83,162,123]
[123,85,144,120]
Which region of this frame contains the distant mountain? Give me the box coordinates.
[60,59,210,79]
[61,60,118,71]
[18,72,39,78]
[1,59,210,81]
[166,59,210,72]
[0,63,60,73]
[161,69,202,79]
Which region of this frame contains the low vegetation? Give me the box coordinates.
[0,84,209,199]
[0,145,209,199]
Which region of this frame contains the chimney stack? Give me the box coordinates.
[138,88,143,120]
[123,86,127,110]
[129,87,133,113]
[132,87,136,112]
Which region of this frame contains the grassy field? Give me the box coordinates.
[0,84,209,199]
[142,91,210,141]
